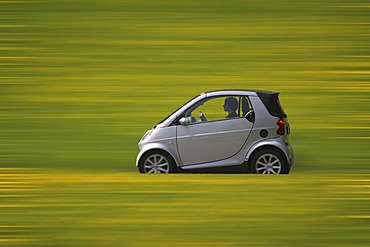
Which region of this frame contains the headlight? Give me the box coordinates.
[141,130,153,142]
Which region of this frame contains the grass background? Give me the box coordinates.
[0,0,369,246]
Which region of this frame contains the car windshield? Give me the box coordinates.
[155,95,199,127]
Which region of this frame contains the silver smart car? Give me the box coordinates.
[136,90,294,174]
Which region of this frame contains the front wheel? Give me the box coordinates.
[250,149,290,174]
[138,151,177,174]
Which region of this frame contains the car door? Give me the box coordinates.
[176,96,253,166]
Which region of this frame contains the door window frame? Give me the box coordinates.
[174,95,253,125]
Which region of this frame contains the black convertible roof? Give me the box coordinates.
[256,91,287,119]
[205,89,287,119]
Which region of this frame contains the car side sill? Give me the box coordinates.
[181,158,241,170]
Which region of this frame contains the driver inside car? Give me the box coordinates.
[198,97,239,121]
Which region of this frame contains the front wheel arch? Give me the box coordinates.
[138,149,178,174]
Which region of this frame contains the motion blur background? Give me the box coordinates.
[1,0,369,246]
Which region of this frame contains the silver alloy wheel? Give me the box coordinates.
[255,153,282,174]
[143,154,170,174]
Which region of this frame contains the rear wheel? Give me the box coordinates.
[139,151,177,174]
[250,149,290,174]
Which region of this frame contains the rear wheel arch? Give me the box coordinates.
[248,145,290,174]
[250,145,287,161]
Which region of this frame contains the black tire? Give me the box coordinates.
[138,150,177,174]
[250,148,290,174]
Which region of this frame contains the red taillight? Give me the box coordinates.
[276,119,285,135]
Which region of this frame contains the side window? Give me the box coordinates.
[185,96,242,123]
[241,96,253,116]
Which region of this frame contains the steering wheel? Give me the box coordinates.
[199,111,207,122]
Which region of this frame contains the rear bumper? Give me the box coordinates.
[287,143,294,166]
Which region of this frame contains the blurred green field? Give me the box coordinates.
[1,169,370,246]
[1,0,369,246]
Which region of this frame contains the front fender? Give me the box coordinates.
[245,138,290,163]
[136,142,181,167]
